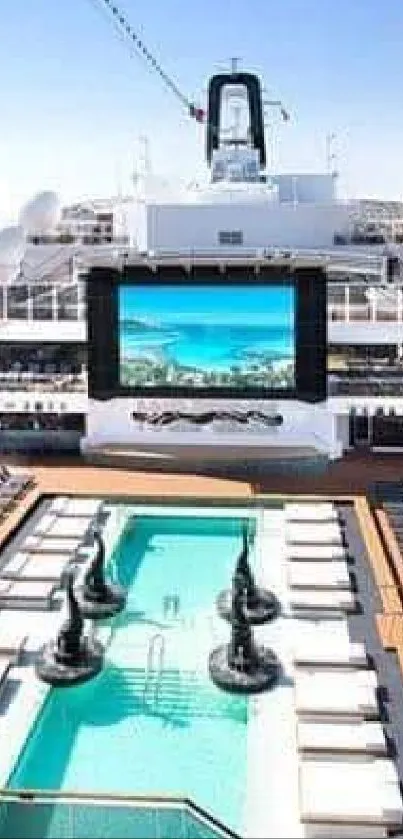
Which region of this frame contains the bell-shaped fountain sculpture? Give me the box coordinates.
[35,568,104,687]
[76,530,126,619]
[209,573,280,694]
[217,525,279,624]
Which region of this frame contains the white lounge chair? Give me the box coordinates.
[297,721,387,757]
[2,553,69,582]
[292,619,351,643]
[50,497,102,518]
[293,639,367,669]
[287,543,347,562]
[33,513,58,536]
[285,503,339,523]
[0,580,61,610]
[286,522,343,546]
[290,589,356,617]
[40,517,92,540]
[288,561,351,590]
[299,759,403,832]
[23,536,83,553]
[49,496,68,514]
[0,629,27,661]
[62,498,102,517]
[295,670,379,720]
[0,552,30,578]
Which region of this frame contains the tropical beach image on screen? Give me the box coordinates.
[118,283,296,390]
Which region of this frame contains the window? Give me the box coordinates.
[218,230,244,246]
[57,285,79,320]
[32,285,53,320]
[7,286,28,319]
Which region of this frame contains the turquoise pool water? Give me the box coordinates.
[8,514,255,836]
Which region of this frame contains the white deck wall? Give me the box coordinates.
[145,201,349,252]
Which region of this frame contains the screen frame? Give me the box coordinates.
[87,263,327,403]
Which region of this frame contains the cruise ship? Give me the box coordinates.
[3,9,403,834]
[0,65,402,471]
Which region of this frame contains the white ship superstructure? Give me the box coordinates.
[0,67,402,464]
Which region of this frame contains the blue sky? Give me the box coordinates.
[1,0,403,222]
[119,285,295,326]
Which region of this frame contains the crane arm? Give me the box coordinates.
[94,0,205,122]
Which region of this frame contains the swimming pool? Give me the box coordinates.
[7,513,257,836]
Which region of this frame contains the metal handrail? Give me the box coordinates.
[143,632,165,706]
[0,788,241,839]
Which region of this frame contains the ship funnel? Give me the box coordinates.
[206,71,266,168]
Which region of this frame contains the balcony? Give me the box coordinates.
[0,283,87,341]
[328,371,403,397]
[328,304,400,322]
[328,289,403,343]
[0,370,87,393]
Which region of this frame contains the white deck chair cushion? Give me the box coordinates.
[287,544,347,561]
[49,497,68,514]
[299,759,402,824]
[33,514,58,535]
[286,522,343,545]
[43,517,91,539]
[288,561,350,590]
[6,580,56,599]
[293,639,367,667]
[285,503,338,522]
[290,589,355,610]
[23,537,82,553]
[297,721,387,755]
[14,556,68,581]
[295,670,378,717]
[0,552,30,578]
[62,498,102,517]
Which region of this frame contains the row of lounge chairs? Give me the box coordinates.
[285,502,403,836]
[0,497,104,703]
[284,502,356,617]
[0,496,102,610]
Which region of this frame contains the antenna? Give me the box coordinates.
[263,95,291,173]
[115,161,123,200]
[326,132,339,178]
[139,135,151,176]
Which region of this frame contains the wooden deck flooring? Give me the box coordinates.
[0,463,253,549]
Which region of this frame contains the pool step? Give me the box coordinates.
[102,666,248,720]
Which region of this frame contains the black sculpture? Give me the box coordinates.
[75,530,126,619]
[35,569,104,687]
[217,525,279,624]
[131,409,283,429]
[54,572,84,665]
[209,573,280,694]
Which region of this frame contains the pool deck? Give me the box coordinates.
[2,457,403,677]
[2,457,403,835]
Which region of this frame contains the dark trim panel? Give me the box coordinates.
[206,72,266,168]
[87,264,327,403]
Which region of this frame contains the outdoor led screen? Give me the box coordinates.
[118,284,295,392]
[87,264,327,403]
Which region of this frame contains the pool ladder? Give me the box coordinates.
[143,633,165,708]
